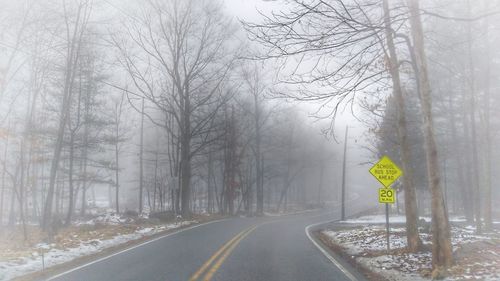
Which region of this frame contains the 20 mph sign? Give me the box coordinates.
[378,188,395,203]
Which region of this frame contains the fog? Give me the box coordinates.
[0,0,499,279]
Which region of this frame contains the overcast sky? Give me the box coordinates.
[223,0,379,196]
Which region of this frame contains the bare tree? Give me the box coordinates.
[240,63,270,215]
[480,0,493,231]
[110,91,127,213]
[42,0,93,231]
[65,57,85,225]
[112,0,238,217]
[382,0,422,252]
[243,0,390,129]
[407,0,453,274]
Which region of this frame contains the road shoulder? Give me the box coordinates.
[305,221,370,281]
[317,215,500,281]
[11,217,227,281]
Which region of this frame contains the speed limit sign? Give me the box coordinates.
[378,188,395,204]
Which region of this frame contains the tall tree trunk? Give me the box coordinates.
[80,69,90,218]
[65,80,81,226]
[8,182,16,226]
[0,137,8,225]
[277,138,293,212]
[29,142,38,222]
[114,94,123,214]
[407,0,453,273]
[80,177,87,217]
[42,3,86,230]
[55,173,60,217]
[139,97,144,214]
[153,183,157,213]
[65,133,75,226]
[180,93,192,217]
[465,0,482,234]
[223,107,237,215]
[207,151,214,214]
[254,94,263,215]
[383,0,422,252]
[18,142,28,240]
[481,0,492,231]
[115,140,120,214]
[448,95,473,223]
[80,143,88,217]
[154,144,159,212]
[180,143,191,217]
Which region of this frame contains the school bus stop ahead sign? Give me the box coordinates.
[369,156,402,187]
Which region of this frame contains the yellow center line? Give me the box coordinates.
[201,225,258,281]
[188,225,256,281]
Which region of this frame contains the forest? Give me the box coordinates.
[0,0,499,278]
[0,0,339,235]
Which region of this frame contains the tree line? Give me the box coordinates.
[0,0,338,240]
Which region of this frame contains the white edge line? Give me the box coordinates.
[45,219,229,281]
[305,221,359,281]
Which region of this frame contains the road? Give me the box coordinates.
[46,208,368,281]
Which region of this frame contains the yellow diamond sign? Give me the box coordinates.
[369,156,403,187]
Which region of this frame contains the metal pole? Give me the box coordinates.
[341,126,348,221]
[386,202,390,252]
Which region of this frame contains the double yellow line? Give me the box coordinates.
[189,225,257,281]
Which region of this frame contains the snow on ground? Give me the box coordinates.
[322,215,500,281]
[74,212,129,226]
[357,254,430,281]
[323,226,410,255]
[263,208,317,217]
[339,214,467,224]
[0,220,196,281]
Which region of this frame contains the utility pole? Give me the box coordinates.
[341,125,348,221]
[139,97,144,214]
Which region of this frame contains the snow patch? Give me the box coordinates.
[0,220,197,281]
[321,214,500,281]
[340,215,468,224]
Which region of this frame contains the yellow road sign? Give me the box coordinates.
[369,156,403,187]
[379,188,395,204]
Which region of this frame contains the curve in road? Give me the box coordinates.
[46,208,368,281]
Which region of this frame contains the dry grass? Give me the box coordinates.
[0,224,140,262]
[0,213,224,264]
[0,225,46,262]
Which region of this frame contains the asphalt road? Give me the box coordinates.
[46,208,369,281]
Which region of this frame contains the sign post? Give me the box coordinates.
[369,156,402,253]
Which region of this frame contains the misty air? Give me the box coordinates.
[0,0,498,280]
